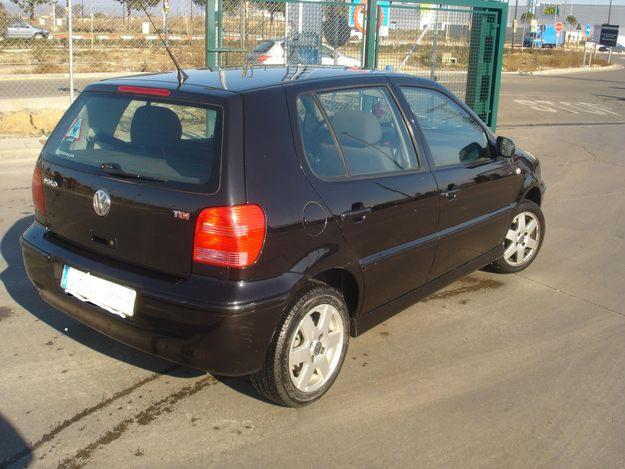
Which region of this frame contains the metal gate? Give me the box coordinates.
[206,0,507,128]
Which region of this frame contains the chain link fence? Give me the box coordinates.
[0,0,505,132]
[216,0,362,68]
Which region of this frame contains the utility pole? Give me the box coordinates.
[607,0,613,23]
[68,0,74,104]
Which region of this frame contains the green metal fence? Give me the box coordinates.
[205,0,506,128]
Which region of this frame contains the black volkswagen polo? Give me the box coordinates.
[21,67,545,407]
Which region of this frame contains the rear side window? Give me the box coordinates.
[316,87,419,176]
[45,93,221,189]
[296,95,347,179]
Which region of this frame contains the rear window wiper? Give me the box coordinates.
[99,162,166,183]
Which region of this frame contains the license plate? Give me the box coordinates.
[61,265,136,318]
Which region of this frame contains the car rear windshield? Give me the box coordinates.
[44,92,222,190]
[253,40,274,53]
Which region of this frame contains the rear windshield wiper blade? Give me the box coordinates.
[99,162,166,183]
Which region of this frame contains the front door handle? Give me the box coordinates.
[342,206,372,223]
[442,188,460,200]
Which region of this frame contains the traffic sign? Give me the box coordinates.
[599,24,619,47]
[555,22,564,33]
[555,31,561,38]
[349,0,390,37]
[585,24,592,37]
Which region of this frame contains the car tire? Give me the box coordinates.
[488,199,545,274]
[250,284,350,407]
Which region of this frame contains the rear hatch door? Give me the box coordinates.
[39,86,241,278]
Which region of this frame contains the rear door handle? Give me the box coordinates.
[342,207,372,223]
[442,188,460,200]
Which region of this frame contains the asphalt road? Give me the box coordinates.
[1,64,625,468]
[0,77,101,100]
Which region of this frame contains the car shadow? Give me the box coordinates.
[215,376,274,406]
[1,216,201,378]
[0,413,33,468]
[591,93,625,102]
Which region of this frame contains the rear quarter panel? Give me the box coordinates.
[241,86,363,302]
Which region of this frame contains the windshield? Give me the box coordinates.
[44,93,222,190]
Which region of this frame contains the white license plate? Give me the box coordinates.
[61,265,136,318]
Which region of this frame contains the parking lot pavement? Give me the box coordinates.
[1,67,625,467]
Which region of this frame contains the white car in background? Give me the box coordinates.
[3,19,50,39]
[248,39,361,67]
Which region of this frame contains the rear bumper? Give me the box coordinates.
[20,222,299,376]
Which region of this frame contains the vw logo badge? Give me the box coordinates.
[93,189,111,217]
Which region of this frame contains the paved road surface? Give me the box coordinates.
[1,64,624,467]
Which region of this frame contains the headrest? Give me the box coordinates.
[332,111,382,146]
[130,105,182,149]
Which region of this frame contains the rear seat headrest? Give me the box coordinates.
[130,105,182,148]
[332,110,382,146]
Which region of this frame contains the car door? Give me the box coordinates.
[287,79,440,312]
[17,21,33,38]
[396,82,522,278]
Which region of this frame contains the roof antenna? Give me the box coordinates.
[138,0,188,86]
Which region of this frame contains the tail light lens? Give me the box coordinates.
[257,54,270,63]
[193,205,266,268]
[32,166,45,217]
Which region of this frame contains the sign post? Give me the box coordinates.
[554,21,563,47]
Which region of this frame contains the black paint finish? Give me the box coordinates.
[21,67,545,375]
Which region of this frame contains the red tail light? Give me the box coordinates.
[193,205,266,268]
[257,54,270,63]
[32,166,45,217]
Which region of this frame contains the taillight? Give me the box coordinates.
[32,166,45,217]
[193,205,266,268]
[257,54,270,63]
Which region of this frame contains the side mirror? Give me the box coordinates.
[496,136,516,158]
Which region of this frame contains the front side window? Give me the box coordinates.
[401,87,491,167]
[316,87,419,176]
[45,93,221,189]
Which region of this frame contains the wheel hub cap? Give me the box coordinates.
[288,304,345,393]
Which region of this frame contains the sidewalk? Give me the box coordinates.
[0,136,44,161]
[0,97,69,112]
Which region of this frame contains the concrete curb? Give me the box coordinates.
[502,63,624,76]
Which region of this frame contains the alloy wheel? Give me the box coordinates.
[503,211,541,267]
[288,303,345,393]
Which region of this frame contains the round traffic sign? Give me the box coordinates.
[353,2,384,34]
[555,31,561,38]
[555,22,564,33]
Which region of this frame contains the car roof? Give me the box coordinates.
[95,66,437,94]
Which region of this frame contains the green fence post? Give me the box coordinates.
[489,4,507,131]
[363,0,378,68]
[205,0,217,67]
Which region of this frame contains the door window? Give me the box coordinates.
[401,87,491,167]
[316,87,419,176]
[296,94,347,179]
